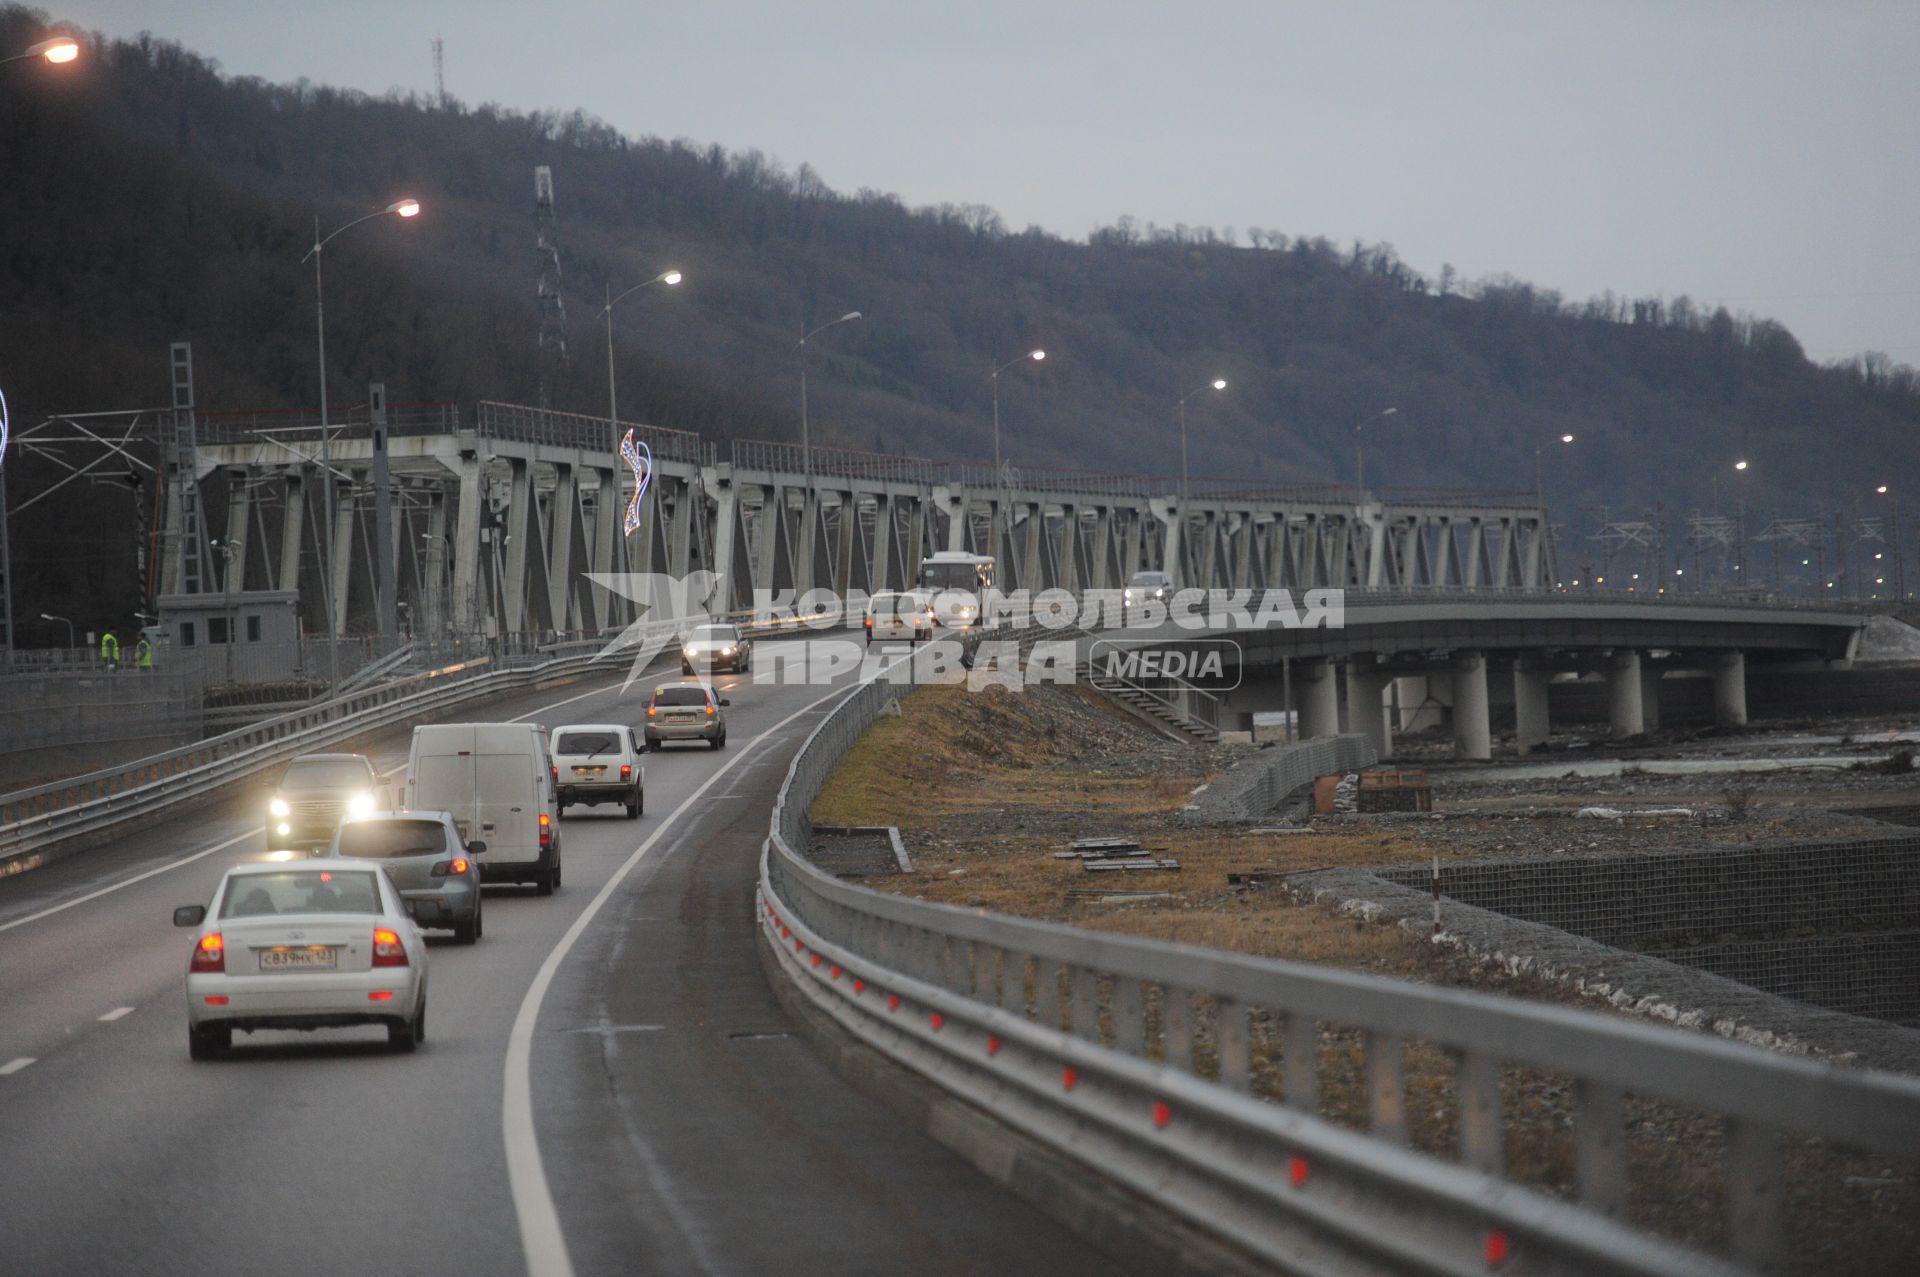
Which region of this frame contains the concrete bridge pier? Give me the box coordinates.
[1608,649,1644,739]
[1297,658,1341,740]
[1342,654,1393,757]
[1714,651,1749,727]
[1513,657,1551,754]
[1640,667,1663,734]
[1450,650,1491,760]
[1394,675,1445,733]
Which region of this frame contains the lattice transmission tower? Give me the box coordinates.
[534,165,568,407]
[430,36,445,109]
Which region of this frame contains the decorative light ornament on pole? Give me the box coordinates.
[301,197,421,692]
[620,431,653,536]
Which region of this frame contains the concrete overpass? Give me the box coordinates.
[1091,589,1869,759]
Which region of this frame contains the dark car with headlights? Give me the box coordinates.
[324,811,486,944]
[268,753,384,851]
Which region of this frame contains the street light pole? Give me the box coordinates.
[1175,379,1228,510]
[598,269,683,437]
[795,311,862,492]
[989,349,1046,560]
[301,198,420,692]
[39,612,72,649]
[1351,407,1400,491]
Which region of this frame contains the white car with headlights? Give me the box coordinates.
[864,590,936,643]
[266,752,385,851]
[175,860,428,1058]
[680,622,752,674]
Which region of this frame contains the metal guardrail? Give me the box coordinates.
[1185,733,1377,822]
[758,664,1920,1275]
[729,438,949,485]
[194,402,461,444]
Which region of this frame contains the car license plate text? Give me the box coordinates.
[259,946,337,971]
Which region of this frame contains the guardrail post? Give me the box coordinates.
[1162,986,1194,1072]
[1458,1049,1504,1175]
[1112,977,1145,1055]
[1726,1116,1786,1271]
[1070,967,1101,1043]
[1215,997,1250,1091]
[1035,958,1065,1031]
[1281,1013,1319,1112]
[1574,1080,1629,1219]
[1365,1031,1408,1144]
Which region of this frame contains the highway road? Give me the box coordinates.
[0,638,1115,1276]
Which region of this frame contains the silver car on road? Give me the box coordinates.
[176,860,429,1058]
[644,680,729,750]
[325,811,486,944]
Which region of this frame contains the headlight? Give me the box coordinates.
[684,644,696,657]
[721,646,734,655]
[347,792,375,818]
[270,797,290,818]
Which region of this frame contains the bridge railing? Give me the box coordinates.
[474,401,712,465]
[759,661,1920,1275]
[728,438,949,485]
[193,402,460,444]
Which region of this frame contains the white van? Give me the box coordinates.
[405,723,563,895]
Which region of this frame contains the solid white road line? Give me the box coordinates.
[0,1057,34,1076]
[503,672,889,1277]
[0,680,629,938]
[98,1007,135,1022]
[0,827,259,937]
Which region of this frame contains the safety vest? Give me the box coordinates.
[100,632,120,661]
[135,638,154,668]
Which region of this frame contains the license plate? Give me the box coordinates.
[259,946,337,971]
[573,766,604,776]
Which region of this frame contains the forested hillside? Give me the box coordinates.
[3,7,1917,636]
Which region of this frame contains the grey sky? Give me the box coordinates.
[47,1,1920,364]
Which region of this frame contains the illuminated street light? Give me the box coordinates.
[1176,378,1228,507]
[301,197,423,690]
[1,36,79,68]
[597,268,684,431]
[1734,460,1749,471]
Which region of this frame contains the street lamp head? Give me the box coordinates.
[1030,349,1046,362]
[39,613,55,621]
[1382,407,1399,418]
[1211,379,1227,391]
[1877,484,1889,494]
[1560,433,1574,444]
[29,37,79,64]
[840,311,862,323]
[1734,460,1750,471]
[388,199,421,218]
[662,270,683,286]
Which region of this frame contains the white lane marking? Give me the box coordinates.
[510,680,628,724]
[0,1057,34,1076]
[504,671,893,1277]
[98,1007,135,1022]
[0,827,258,936]
[0,681,626,937]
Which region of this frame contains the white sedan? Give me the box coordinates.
[174,859,429,1059]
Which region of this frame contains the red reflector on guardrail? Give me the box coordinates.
[887,994,901,1011]
[1288,1156,1309,1186]
[929,1013,944,1031]
[986,1035,1001,1056]
[1062,1067,1078,1091]
[1152,1101,1171,1128]
[810,953,821,968]
[830,965,841,979]
[1484,1230,1510,1266]
[853,978,865,993]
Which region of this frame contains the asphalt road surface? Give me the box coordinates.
[0,639,1114,1276]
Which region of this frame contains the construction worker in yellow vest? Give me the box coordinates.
[135,635,154,669]
[100,629,120,669]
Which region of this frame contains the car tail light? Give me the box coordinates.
[620,764,632,780]
[372,928,408,968]
[368,990,394,1002]
[646,706,657,717]
[551,765,558,782]
[190,933,225,973]
[538,812,552,849]
[864,617,872,628]
[430,858,470,877]
[704,704,715,716]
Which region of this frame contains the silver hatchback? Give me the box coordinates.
[324,812,486,944]
[643,681,729,750]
